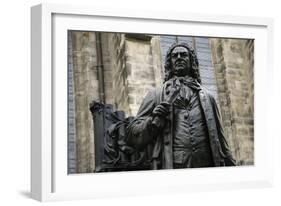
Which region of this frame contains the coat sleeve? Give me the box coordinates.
[209,95,236,166]
[126,89,159,151]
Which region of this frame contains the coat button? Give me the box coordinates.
[192,147,196,152]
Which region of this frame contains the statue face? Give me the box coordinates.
[171,46,191,77]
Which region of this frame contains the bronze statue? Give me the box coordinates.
[126,43,236,169]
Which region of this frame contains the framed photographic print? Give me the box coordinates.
[31,3,274,201]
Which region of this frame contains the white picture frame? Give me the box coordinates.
[31,3,274,202]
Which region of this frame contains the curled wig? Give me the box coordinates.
[164,42,201,83]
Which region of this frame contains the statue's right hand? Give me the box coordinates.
[152,102,170,117]
[149,102,170,132]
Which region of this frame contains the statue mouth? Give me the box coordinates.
[175,60,187,68]
[176,63,185,67]
[175,63,186,70]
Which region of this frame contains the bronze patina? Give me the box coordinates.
[91,43,236,172]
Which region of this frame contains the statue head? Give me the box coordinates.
[164,42,201,83]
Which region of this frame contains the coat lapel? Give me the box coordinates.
[198,89,222,166]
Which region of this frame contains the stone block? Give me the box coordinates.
[237,127,248,136]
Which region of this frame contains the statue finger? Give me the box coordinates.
[161,102,171,108]
[154,107,169,116]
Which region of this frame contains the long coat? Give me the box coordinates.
[126,80,236,169]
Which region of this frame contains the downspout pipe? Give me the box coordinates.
[96,32,105,103]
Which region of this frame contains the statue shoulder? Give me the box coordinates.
[200,86,216,103]
[141,87,162,104]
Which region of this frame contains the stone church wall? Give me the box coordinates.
[210,38,254,165]
[69,31,98,173]
[68,32,254,173]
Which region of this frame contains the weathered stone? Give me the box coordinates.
[210,38,254,165]
[128,95,135,104]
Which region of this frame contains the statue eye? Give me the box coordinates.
[171,53,178,58]
[181,52,188,58]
